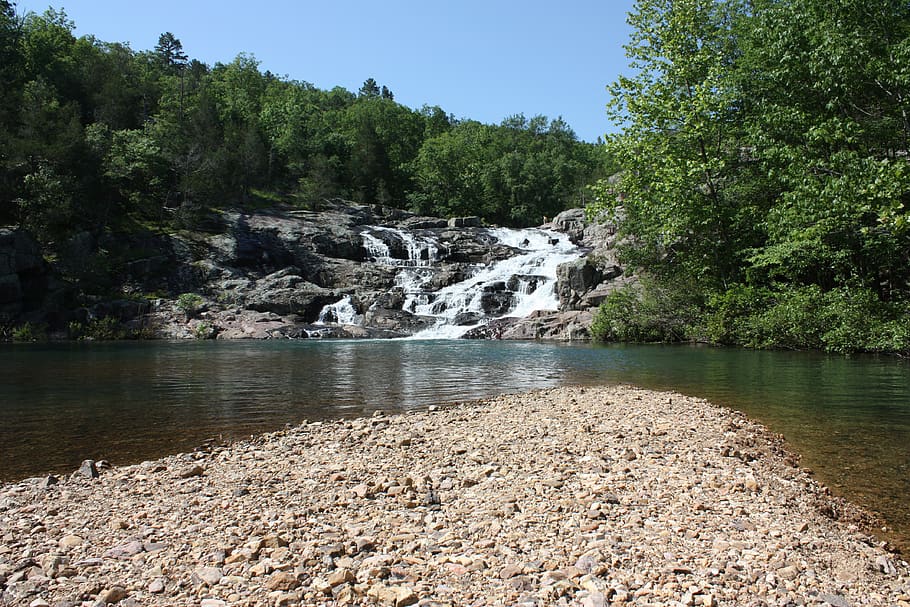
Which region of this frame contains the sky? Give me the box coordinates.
[15,0,637,142]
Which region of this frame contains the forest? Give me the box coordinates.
[0,2,609,246]
[588,0,910,354]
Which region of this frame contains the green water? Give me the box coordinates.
[1,340,908,545]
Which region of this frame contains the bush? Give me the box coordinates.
[12,322,48,342]
[591,276,702,343]
[705,284,910,354]
[176,293,204,319]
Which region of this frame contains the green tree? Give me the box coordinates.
[154,32,187,70]
[358,77,380,98]
[590,0,751,288]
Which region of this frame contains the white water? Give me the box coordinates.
[315,295,362,326]
[407,228,580,339]
[362,227,441,267]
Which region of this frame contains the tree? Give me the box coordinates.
[589,0,755,288]
[154,32,187,69]
[589,0,910,353]
[358,77,380,98]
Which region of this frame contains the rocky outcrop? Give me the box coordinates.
[3,200,630,341]
[0,228,54,320]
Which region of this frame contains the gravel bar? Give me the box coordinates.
[1,385,908,606]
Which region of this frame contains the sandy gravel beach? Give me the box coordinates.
[1,385,908,606]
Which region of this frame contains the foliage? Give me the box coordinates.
[590,276,702,343]
[0,6,610,332]
[12,321,48,342]
[589,0,910,354]
[176,292,204,318]
[69,316,126,340]
[192,320,215,339]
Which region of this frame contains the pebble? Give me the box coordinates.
[0,386,907,607]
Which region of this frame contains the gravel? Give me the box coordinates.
[1,385,908,606]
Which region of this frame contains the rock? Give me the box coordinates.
[40,475,58,489]
[77,460,99,479]
[97,586,129,603]
[266,571,300,591]
[200,600,227,607]
[447,216,482,228]
[499,564,523,579]
[327,568,355,587]
[193,566,223,586]
[148,578,165,593]
[40,555,73,578]
[103,541,144,559]
[58,535,83,549]
[876,554,897,575]
[177,464,204,478]
[368,584,418,607]
[556,257,604,310]
[819,594,851,607]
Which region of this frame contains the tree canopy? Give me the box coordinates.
[0,6,610,248]
[589,0,910,354]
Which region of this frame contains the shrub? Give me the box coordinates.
[12,322,48,342]
[591,276,702,343]
[176,293,204,319]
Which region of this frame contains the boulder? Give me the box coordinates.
[556,258,604,311]
[447,216,483,228]
[243,269,336,320]
[551,208,587,244]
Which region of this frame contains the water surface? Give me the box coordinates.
[2,340,908,545]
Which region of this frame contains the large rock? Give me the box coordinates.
[243,269,336,320]
[447,216,483,228]
[0,228,50,317]
[557,258,603,310]
[551,208,587,244]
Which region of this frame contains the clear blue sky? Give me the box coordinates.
[15,0,636,142]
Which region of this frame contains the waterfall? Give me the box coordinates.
[315,295,362,326]
[355,224,582,339]
[362,227,441,267]
[407,228,580,339]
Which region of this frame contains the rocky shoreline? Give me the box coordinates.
[2,386,908,607]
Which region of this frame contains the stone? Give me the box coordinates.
[327,568,355,587]
[499,564,523,579]
[77,460,99,479]
[58,535,84,549]
[177,464,204,478]
[40,554,73,578]
[819,594,851,607]
[98,586,129,603]
[104,541,144,559]
[148,578,165,593]
[266,571,300,591]
[193,566,223,586]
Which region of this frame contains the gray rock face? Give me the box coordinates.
[4,199,629,341]
[0,228,49,318]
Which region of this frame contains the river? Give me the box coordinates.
[2,339,908,546]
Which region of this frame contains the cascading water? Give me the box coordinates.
[315,295,362,326]
[312,224,583,338]
[362,226,441,267]
[406,227,581,339]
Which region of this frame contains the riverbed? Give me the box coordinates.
[2,385,908,606]
[2,340,909,547]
